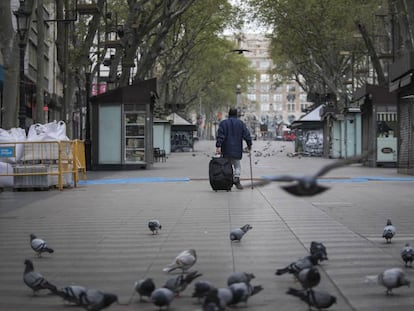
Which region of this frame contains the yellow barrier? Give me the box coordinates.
[0,140,87,191]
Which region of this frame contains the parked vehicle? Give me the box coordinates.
[283,130,296,141]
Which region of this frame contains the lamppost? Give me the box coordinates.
[13,0,31,130]
[236,84,241,116]
[84,62,92,170]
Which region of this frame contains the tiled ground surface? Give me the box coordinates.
[1,140,413,310]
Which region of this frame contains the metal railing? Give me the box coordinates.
[0,140,86,191]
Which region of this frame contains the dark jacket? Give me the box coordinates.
[216,116,252,159]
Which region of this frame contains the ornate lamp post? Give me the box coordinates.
[84,62,92,170]
[13,0,31,130]
[236,84,241,116]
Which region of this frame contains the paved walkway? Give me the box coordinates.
[1,140,414,310]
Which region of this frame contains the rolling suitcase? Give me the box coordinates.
[209,156,233,191]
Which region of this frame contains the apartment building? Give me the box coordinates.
[232,33,313,138]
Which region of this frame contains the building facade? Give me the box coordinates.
[231,33,313,139]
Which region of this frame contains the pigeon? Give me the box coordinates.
[296,267,321,289]
[148,219,162,235]
[55,285,87,305]
[134,278,156,301]
[30,233,54,257]
[401,243,414,267]
[250,152,371,196]
[227,272,255,286]
[230,224,253,242]
[286,288,337,310]
[202,287,233,311]
[275,252,324,276]
[310,241,328,261]
[231,49,251,54]
[151,287,175,309]
[228,282,263,306]
[78,288,118,311]
[163,249,197,273]
[383,219,396,243]
[23,259,57,295]
[366,267,411,295]
[164,270,202,296]
[192,280,215,302]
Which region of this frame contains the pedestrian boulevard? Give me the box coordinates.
[1,140,413,310]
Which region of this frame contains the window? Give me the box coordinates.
[287,102,296,112]
[261,83,269,93]
[273,94,282,102]
[261,94,269,103]
[247,94,256,101]
[260,74,270,82]
[261,103,270,111]
[260,60,270,68]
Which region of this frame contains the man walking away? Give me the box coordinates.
[215,108,252,190]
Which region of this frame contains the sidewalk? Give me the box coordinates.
[1,140,413,310]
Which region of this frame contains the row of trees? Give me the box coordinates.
[247,0,414,111]
[0,0,254,132]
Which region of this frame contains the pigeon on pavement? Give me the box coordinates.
[151,287,175,309]
[148,219,162,235]
[230,224,253,242]
[383,219,396,243]
[202,287,233,311]
[366,267,411,295]
[23,259,57,295]
[192,280,215,302]
[310,241,328,261]
[78,288,118,311]
[286,287,337,310]
[164,270,202,296]
[250,152,370,196]
[275,252,324,276]
[401,243,414,267]
[228,282,263,306]
[227,272,255,286]
[296,267,321,289]
[134,278,156,301]
[55,285,87,305]
[163,249,197,273]
[30,233,54,257]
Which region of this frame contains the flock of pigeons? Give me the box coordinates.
[22,146,414,310]
[24,216,413,310]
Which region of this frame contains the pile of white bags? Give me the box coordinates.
[0,127,26,163]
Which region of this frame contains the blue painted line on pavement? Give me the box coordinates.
[78,177,190,185]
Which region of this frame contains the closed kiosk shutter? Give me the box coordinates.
[399,99,414,174]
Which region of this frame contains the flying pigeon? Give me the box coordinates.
[192,280,215,302]
[366,267,411,295]
[134,278,156,301]
[231,49,251,54]
[401,243,414,267]
[286,288,337,309]
[148,219,162,235]
[78,288,118,311]
[383,219,396,243]
[228,282,263,306]
[275,252,324,276]
[310,241,328,261]
[151,287,175,309]
[203,287,233,311]
[23,259,57,295]
[227,272,255,286]
[55,285,87,305]
[164,270,202,296]
[250,152,371,196]
[296,267,321,289]
[30,233,54,257]
[230,224,253,242]
[163,249,197,273]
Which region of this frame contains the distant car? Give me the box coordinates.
[283,130,296,141]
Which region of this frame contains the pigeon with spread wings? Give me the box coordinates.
[250,151,371,196]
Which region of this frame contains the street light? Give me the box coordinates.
[13,0,31,130]
[84,62,92,170]
[236,84,241,116]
